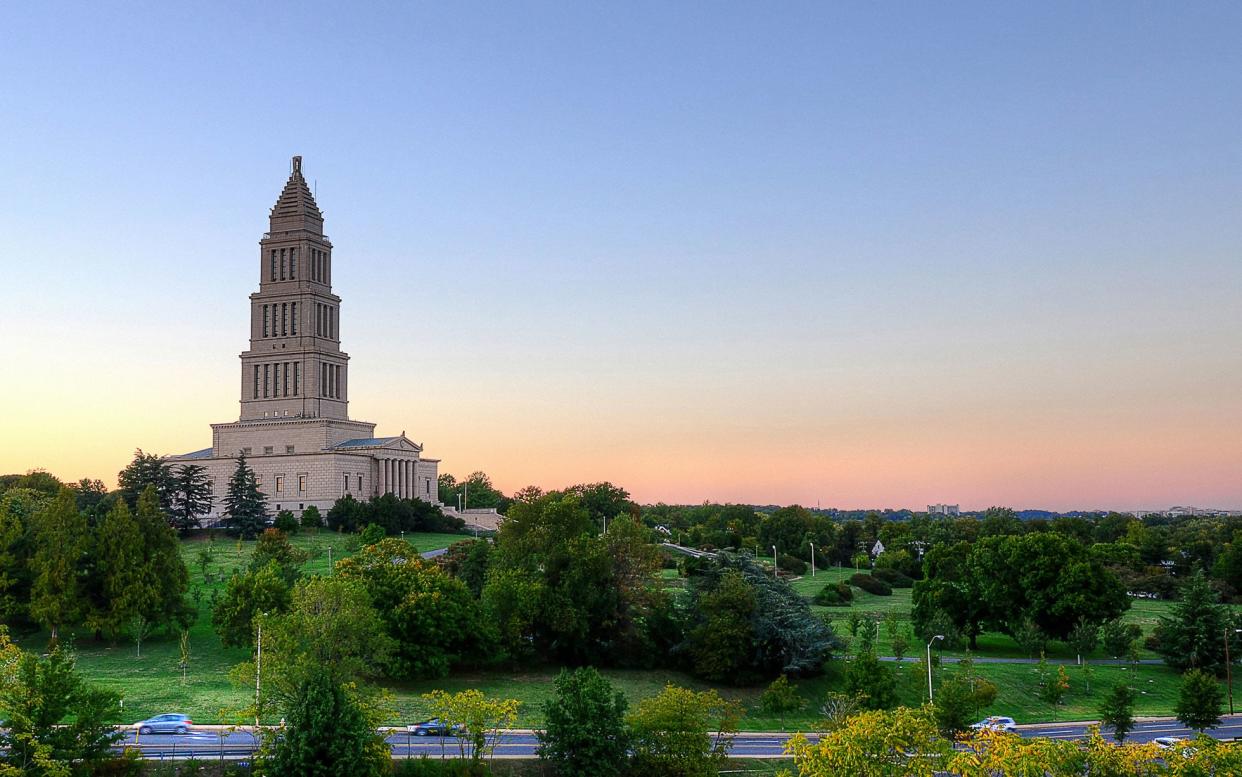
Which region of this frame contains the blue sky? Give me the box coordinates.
[2,2,1240,509]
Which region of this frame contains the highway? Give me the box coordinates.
[115,716,1242,761]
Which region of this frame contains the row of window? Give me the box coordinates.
[252,362,302,399]
[261,302,298,338]
[315,303,336,339]
[241,445,297,456]
[311,247,330,283]
[270,247,298,282]
[322,363,343,399]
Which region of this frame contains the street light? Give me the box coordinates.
[927,635,944,702]
[772,545,778,579]
[1228,628,1242,714]
[809,543,816,577]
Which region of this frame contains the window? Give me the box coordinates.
[293,362,300,396]
[343,474,350,493]
[283,362,290,396]
[290,248,297,279]
[357,475,363,491]
[426,480,430,495]
[264,446,274,455]
[270,250,277,281]
[286,445,295,454]
[253,365,260,399]
[262,305,269,337]
[298,475,306,492]
[320,363,327,397]
[281,303,288,336]
[242,447,252,455]
[280,248,286,280]
[329,306,336,339]
[275,475,284,492]
[263,364,270,398]
[290,302,297,335]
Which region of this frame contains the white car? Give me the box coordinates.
[970,716,1017,733]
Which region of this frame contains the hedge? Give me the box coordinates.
[849,573,893,596]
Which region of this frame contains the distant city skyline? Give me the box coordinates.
[2,3,1240,511]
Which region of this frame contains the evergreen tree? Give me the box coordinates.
[300,505,323,529]
[117,448,174,511]
[1175,669,1223,732]
[211,560,293,648]
[29,489,88,641]
[844,650,898,710]
[1098,683,1136,743]
[169,463,213,532]
[134,485,192,631]
[262,672,388,777]
[1155,570,1231,674]
[537,667,630,777]
[91,500,146,640]
[224,454,267,539]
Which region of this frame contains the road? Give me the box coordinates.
[115,716,1242,761]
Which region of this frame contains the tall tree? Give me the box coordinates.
[260,671,388,777]
[538,667,630,777]
[133,485,192,631]
[117,449,174,511]
[223,454,267,539]
[1155,570,1232,674]
[28,489,88,642]
[212,560,294,648]
[1175,669,1223,732]
[90,500,147,641]
[627,686,740,777]
[1098,683,1137,743]
[169,464,213,532]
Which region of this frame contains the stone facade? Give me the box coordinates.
[170,157,441,520]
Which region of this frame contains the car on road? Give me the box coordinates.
[407,718,465,737]
[970,716,1017,733]
[135,714,193,735]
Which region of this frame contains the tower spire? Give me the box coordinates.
[269,155,323,235]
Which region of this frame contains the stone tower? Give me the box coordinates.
[239,156,348,422]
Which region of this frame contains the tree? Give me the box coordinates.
[786,706,948,777]
[759,674,807,727]
[169,463,213,532]
[684,569,757,683]
[273,510,298,533]
[133,485,193,631]
[0,640,123,777]
[1175,669,1223,732]
[1100,618,1142,660]
[223,454,267,539]
[212,560,294,647]
[537,667,629,777]
[437,539,491,597]
[1010,618,1046,658]
[1155,570,1232,674]
[627,685,740,777]
[1067,616,1099,662]
[117,449,175,511]
[933,673,997,738]
[1098,682,1136,743]
[261,671,388,777]
[912,542,985,649]
[300,505,323,529]
[90,499,146,641]
[421,689,521,766]
[844,650,897,710]
[250,528,308,581]
[28,489,88,641]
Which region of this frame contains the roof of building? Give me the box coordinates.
[269,156,324,232]
[173,448,214,460]
[332,436,402,449]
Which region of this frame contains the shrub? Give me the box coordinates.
[359,523,386,546]
[849,573,893,596]
[300,504,323,528]
[778,553,807,576]
[871,567,913,588]
[814,582,854,607]
[273,509,298,533]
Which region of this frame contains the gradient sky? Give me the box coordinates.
[2,2,1240,511]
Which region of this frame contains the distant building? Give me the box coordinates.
[168,157,442,520]
[927,503,960,516]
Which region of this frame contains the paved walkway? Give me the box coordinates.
[877,655,1162,665]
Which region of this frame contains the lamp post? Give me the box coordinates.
[255,618,264,728]
[327,546,332,574]
[1228,628,1242,715]
[809,543,816,577]
[772,545,778,579]
[927,635,944,702]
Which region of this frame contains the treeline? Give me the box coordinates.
[0,482,190,647]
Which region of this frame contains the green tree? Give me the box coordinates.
[250,528,308,581]
[1175,669,1223,732]
[260,671,388,777]
[1067,616,1099,662]
[1100,618,1142,660]
[29,489,88,641]
[684,569,757,683]
[421,689,521,766]
[844,650,897,710]
[300,505,323,529]
[358,523,385,545]
[1098,682,1137,743]
[912,542,985,649]
[627,685,740,777]
[91,500,147,643]
[932,672,997,739]
[537,667,629,777]
[117,449,175,512]
[437,538,491,597]
[133,485,192,631]
[0,640,122,777]
[1010,618,1047,658]
[759,674,807,727]
[169,463,213,532]
[1155,570,1232,674]
[223,454,267,539]
[212,560,294,648]
[273,510,298,533]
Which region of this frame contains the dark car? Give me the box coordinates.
[407,718,465,737]
[136,713,193,735]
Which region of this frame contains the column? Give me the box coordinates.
[397,459,405,498]
[406,461,414,500]
[378,458,387,496]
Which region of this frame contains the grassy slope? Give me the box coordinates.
[28,537,1236,730]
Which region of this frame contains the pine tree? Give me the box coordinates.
[224,454,268,540]
[29,489,89,642]
[262,672,387,777]
[117,448,175,511]
[1098,683,1136,742]
[1175,669,1224,732]
[169,463,213,532]
[134,485,192,631]
[92,500,146,640]
[1155,570,1230,674]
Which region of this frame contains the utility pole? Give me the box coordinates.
[255,619,263,728]
[809,543,816,576]
[927,635,944,701]
[772,545,778,579]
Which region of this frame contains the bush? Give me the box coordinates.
[273,509,298,533]
[814,582,854,607]
[778,553,807,576]
[393,757,490,776]
[872,567,913,588]
[359,523,386,545]
[849,574,893,596]
[300,504,323,528]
